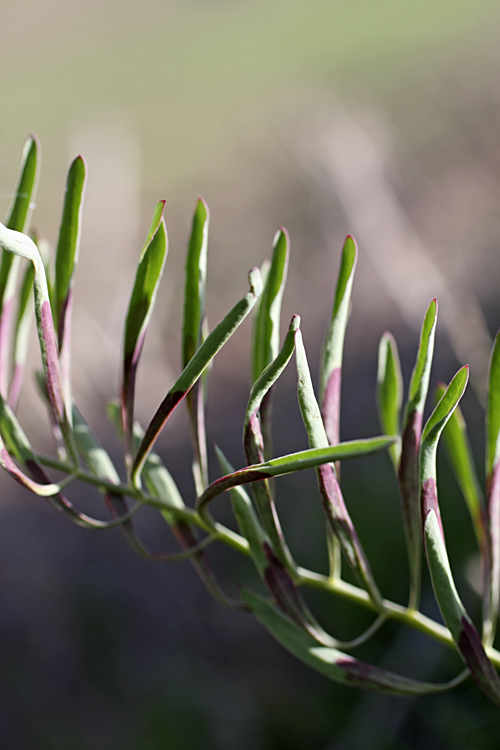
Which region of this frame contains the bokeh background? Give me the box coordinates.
[1,0,500,746]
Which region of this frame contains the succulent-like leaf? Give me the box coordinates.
[54,156,86,422]
[8,261,34,410]
[485,330,500,645]
[216,446,268,575]
[486,330,500,482]
[377,332,402,468]
[0,222,73,458]
[296,329,383,608]
[0,135,39,396]
[436,383,485,552]
[54,156,86,342]
[252,228,289,384]
[320,235,357,446]
[0,393,135,529]
[244,315,299,568]
[131,268,263,486]
[122,200,168,456]
[241,589,467,695]
[197,435,395,530]
[399,298,438,610]
[182,198,210,493]
[420,367,500,705]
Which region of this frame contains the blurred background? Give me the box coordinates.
[1,0,500,746]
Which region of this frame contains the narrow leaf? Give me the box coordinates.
[216,446,268,575]
[197,437,395,524]
[252,227,289,383]
[420,368,500,705]
[320,234,357,446]
[0,223,72,458]
[0,393,136,529]
[296,329,383,608]
[131,267,263,486]
[0,135,39,396]
[486,329,500,481]
[436,383,485,552]
[244,315,299,568]
[377,331,402,468]
[8,261,34,410]
[242,589,466,696]
[398,299,438,611]
[122,200,168,455]
[182,198,210,494]
[54,156,86,342]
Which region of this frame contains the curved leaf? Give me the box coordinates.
[131,267,263,486]
[0,135,39,396]
[320,234,357,446]
[242,589,466,696]
[122,200,168,455]
[182,198,210,493]
[399,299,438,610]
[377,331,402,468]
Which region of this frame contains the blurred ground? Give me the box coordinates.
[1,0,500,747]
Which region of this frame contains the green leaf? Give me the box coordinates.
[182,198,209,368]
[485,331,500,647]
[8,261,34,410]
[487,329,500,481]
[320,235,357,446]
[436,382,484,552]
[216,446,268,575]
[197,436,395,528]
[421,366,469,450]
[295,328,383,607]
[0,135,39,396]
[243,315,300,568]
[182,198,210,494]
[54,156,86,341]
[122,200,168,453]
[0,222,73,459]
[377,332,402,468]
[131,267,263,487]
[252,227,289,383]
[241,589,466,696]
[419,368,500,705]
[0,393,135,529]
[399,299,438,611]
[423,500,500,706]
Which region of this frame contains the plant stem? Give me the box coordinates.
[34,451,500,667]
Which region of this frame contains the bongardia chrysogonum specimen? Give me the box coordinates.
[0,136,500,702]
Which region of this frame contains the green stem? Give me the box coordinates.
[34,451,500,667]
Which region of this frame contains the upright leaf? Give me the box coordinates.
[320,234,357,446]
[485,330,500,646]
[182,198,209,494]
[399,299,438,610]
[421,367,500,706]
[0,222,73,461]
[296,329,383,609]
[54,156,86,423]
[122,201,168,457]
[0,135,39,396]
[436,383,485,553]
[252,228,289,383]
[216,446,268,575]
[244,315,299,568]
[377,332,402,469]
[131,268,263,487]
[251,228,290,459]
[8,262,34,410]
